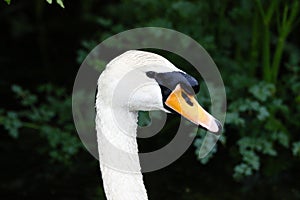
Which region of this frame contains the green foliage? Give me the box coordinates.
[46,0,64,8]
[0,85,82,165]
[0,111,22,138]
[249,82,275,102]
[3,0,64,8]
[4,0,10,5]
[2,0,300,186]
[226,77,295,179]
[293,141,300,156]
[255,0,299,83]
[77,0,299,181]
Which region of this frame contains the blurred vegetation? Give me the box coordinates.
[0,84,81,164]
[3,0,64,8]
[1,0,300,199]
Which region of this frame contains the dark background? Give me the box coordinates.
[1,0,300,199]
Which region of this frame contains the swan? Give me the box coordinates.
[96,50,222,200]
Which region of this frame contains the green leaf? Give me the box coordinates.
[241,149,260,170]
[56,0,64,8]
[46,0,64,8]
[11,85,22,95]
[233,163,253,180]
[96,18,112,27]
[225,112,245,126]
[292,141,300,156]
[172,1,197,18]
[2,111,22,138]
[249,82,275,102]
[257,106,270,121]
[271,131,289,148]
[4,0,11,5]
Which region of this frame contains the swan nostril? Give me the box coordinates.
[180,83,194,95]
[181,92,193,106]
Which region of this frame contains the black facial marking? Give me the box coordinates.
[181,92,193,106]
[181,73,199,94]
[146,71,156,78]
[146,71,199,94]
[146,71,199,111]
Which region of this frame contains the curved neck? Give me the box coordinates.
[96,97,148,200]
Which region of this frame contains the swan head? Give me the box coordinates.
[98,50,222,135]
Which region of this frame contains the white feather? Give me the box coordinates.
[96,50,181,200]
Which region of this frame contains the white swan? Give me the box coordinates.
[96,50,222,200]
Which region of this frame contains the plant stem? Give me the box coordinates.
[262,25,271,82]
[22,122,40,130]
[271,36,285,84]
[272,1,299,83]
[251,11,259,67]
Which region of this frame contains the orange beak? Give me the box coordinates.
[165,84,222,135]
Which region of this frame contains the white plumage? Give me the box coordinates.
[96,50,221,200]
[96,50,180,200]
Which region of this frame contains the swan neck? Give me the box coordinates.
[96,100,148,200]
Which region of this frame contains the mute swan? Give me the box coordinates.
[96,50,222,200]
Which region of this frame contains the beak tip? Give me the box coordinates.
[210,119,223,135]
